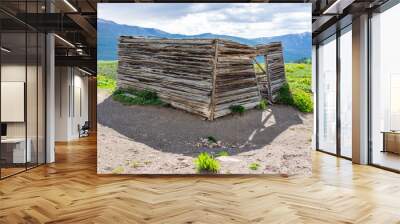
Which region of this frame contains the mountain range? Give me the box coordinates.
[98,19,311,62]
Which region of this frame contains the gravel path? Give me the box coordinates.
[97,89,312,175]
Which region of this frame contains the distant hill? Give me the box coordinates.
[98,19,311,62]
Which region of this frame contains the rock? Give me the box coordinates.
[217,156,241,163]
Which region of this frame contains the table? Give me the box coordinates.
[1,138,31,163]
[382,131,400,154]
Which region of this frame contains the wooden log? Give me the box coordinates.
[117,37,285,119]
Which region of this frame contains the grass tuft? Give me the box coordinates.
[249,162,260,170]
[229,105,246,115]
[112,88,164,106]
[257,99,268,110]
[195,152,220,173]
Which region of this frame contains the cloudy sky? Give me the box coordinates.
[98,3,311,39]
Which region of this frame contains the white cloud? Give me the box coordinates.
[98,3,311,39]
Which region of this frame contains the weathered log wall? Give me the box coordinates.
[213,40,261,118]
[264,42,286,102]
[117,36,286,120]
[117,37,215,118]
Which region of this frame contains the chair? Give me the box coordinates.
[79,121,90,138]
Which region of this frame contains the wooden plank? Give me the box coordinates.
[209,39,219,120]
[263,42,286,103]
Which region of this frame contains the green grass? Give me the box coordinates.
[195,152,220,173]
[112,88,164,106]
[97,74,117,90]
[229,105,246,115]
[98,60,117,79]
[97,61,118,90]
[257,99,268,110]
[277,63,313,113]
[249,162,260,170]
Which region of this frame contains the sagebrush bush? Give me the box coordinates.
[195,152,220,173]
[229,105,246,115]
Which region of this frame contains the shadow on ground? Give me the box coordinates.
[97,93,305,156]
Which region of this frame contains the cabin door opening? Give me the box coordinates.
[253,55,270,101]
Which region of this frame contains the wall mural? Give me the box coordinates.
[97,3,313,175]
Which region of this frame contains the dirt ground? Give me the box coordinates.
[97,89,313,175]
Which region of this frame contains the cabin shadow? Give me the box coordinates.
[97,94,304,157]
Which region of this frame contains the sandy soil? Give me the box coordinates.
[97,89,313,175]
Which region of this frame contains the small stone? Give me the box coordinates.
[217,156,241,163]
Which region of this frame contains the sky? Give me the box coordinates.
[98,3,311,39]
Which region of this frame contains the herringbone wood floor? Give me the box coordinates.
[1,135,400,224]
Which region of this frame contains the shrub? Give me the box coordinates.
[277,84,293,105]
[207,136,217,143]
[216,151,229,157]
[249,162,260,170]
[292,89,313,113]
[112,88,164,106]
[277,83,313,113]
[257,99,268,110]
[229,105,246,115]
[195,152,220,173]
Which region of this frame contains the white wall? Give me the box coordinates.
[55,66,70,141]
[54,67,89,141]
